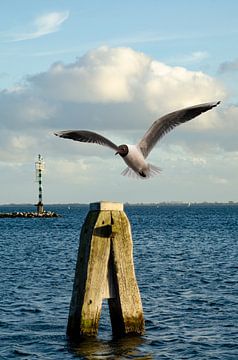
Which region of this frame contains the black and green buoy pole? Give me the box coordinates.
[35,154,45,215]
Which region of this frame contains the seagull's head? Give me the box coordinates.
[115,144,129,158]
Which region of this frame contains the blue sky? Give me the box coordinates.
[0,0,238,204]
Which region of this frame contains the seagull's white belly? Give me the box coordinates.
[123,145,148,173]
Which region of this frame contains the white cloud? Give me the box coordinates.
[0,46,230,160]
[0,46,237,202]
[167,51,209,66]
[11,135,35,150]
[0,47,228,134]
[28,46,225,112]
[187,51,209,62]
[29,47,151,103]
[4,11,69,42]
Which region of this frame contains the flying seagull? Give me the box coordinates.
[55,101,220,179]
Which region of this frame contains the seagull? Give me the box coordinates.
[55,101,220,179]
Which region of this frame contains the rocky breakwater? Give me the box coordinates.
[0,211,60,218]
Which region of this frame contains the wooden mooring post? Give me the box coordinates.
[67,201,144,340]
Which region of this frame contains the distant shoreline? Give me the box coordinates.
[0,202,237,207]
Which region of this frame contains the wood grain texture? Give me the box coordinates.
[109,210,144,336]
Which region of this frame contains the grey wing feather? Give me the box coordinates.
[138,101,220,158]
[55,130,119,151]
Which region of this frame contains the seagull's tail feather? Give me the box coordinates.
[148,164,162,177]
[121,167,139,179]
[121,164,161,180]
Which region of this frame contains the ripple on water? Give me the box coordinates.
[0,204,238,359]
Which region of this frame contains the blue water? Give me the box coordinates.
[1,204,238,359]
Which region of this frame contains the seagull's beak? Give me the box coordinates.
[115,151,119,155]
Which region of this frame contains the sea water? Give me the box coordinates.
[0,204,238,359]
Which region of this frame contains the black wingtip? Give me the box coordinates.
[54,131,64,137]
[210,101,221,110]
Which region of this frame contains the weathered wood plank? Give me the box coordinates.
[67,210,111,338]
[109,210,145,336]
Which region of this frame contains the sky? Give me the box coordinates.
[0,0,238,204]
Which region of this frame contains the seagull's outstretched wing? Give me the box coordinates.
[138,101,220,158]
[55,130,119,152]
